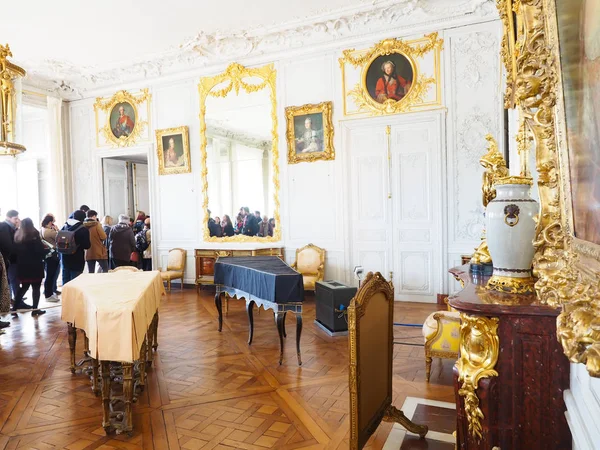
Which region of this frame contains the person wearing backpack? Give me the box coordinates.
[58,210,91,285]
[139,218,152,271]
[108,214,136,268]
[83,210,108,273]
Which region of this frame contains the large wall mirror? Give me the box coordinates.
[199,63,280,242]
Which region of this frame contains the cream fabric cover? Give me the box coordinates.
[422,311,460,340]
[167,249,185,271]
[296,248,322,274]
[61,271,165,362]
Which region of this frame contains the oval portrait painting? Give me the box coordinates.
[110,102,136,139]
[365,53,414,104]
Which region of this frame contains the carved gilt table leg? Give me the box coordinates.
[101,360,113,434]
[383,405,428,438]
[67,323,77,374]
[146,327,153,367]
[91,358,100,396]
[122,362,134,433]
[138,341,146,392]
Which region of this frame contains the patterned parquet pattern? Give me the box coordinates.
[0,288,454,449]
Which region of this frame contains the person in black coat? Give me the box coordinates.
[13,218,48,315]
[241,207,258,236]
[222,215,235,237]
[0,210,20,302]
[61,210,91,285]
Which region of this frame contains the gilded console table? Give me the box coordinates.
[448,265,571,450]
[195,247,284,287]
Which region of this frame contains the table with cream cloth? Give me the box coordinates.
[61,270,165,434]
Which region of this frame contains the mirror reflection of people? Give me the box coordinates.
[258,215,273,237]
[222,215,235,237]
[295,117,322,153]
[241,207,259,236]
[375,60,411,103]
[112,105,134,137]
[164,137,184,167]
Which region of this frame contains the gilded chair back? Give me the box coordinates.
[109,266,141,273]
[292,243,325,290]
[167,248,187,271]
[349,272,394,450]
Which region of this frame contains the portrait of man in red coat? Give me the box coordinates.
[366,54,414,104]
[111,103,135,138]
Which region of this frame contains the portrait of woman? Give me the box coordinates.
[365,54,414,104]
[285,101,334,164]
[294,113,323,154]
[156,126,191,175]
[110,102,136,138]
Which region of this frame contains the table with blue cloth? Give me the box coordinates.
[214,256,304,365]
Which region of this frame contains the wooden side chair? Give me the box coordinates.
[349,272,427,450]
[109,266,141,273]
[160,248,187,291]
[422,300,460,382]
[291,243,325,291]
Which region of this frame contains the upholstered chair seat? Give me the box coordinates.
[291,244,325,291]
[422,310,460,382]
[160,248,186,291]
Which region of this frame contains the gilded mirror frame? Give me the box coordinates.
[198,63,281,242]
[504,0,600,377]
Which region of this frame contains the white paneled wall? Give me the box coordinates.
[67,21,503,289]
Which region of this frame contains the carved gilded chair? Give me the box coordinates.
[291,243,325,291]
[422,301,460,382]
[109,266,142,273]
[160,248,187,291]
[349,272,427,450]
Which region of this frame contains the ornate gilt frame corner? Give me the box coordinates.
[285,101,334,164]
[94,89,151,148]
[519,0,600,377]
[339,32,443,117]
[456,314,499,443]
[155,126,191,176]
[496,0,519,109]
[198,62,281,243]
[348,272,394,450]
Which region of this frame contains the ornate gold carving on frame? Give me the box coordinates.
[198,63,281,243]
[339,33,443,116]
[155,126,191,175]
[456,314,499,443]
[485,274,535,294]
[349,272,427,449]
[496,0,520,108]
[285,101,334,164]
[94,89,151,148]
[504,0,600,376]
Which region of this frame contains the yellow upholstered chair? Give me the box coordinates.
[109,266,141,273]
[291,243,325,291]
[422,305,460,382]
[160,248,187,291]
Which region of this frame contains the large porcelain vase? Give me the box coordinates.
[486,177,538,291]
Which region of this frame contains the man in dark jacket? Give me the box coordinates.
[0,209,19,328]
[108,214,136,268]
[61,210,91,285]
[242,207,258,236]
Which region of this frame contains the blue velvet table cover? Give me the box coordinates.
[214,256,304,304]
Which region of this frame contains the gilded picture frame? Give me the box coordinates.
[340,33,443,116]
[155,126,191,176]
[285,101,334,164]
[508,0,600,377]
[198,62,281,243]
[94,89,151,148]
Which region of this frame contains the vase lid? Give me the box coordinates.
[495,175,533,186]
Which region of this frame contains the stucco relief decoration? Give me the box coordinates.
[340,33,443,116]
[93,89,152,148]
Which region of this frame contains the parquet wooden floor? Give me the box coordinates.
[0,288,455,449]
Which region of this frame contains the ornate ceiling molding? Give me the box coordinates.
[21,0,496,100]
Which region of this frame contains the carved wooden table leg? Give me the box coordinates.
[91,358,100,396]
[146,327,154,366]
[275,312,285,365]
[101,361,113,434]
[138,341,146,392]
[296,313,303,366]
[215,292,223,332]
[383,405,428,438]
[122,362,134,433]
[246,300,255,345]
[152,313,159,351]
[68,323,77,374]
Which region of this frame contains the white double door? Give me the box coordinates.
[345,112,444,302]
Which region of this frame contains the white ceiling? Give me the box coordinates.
[3,0,374,69]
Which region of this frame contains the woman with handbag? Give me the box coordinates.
[13,218,49,315]
[41,214,60,302]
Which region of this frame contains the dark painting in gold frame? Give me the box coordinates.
[556,0,600,245]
